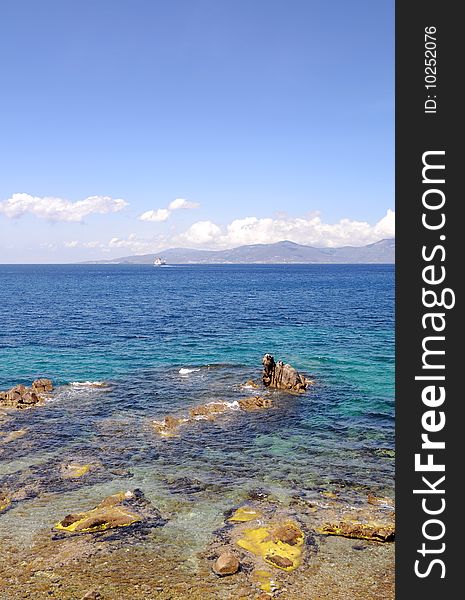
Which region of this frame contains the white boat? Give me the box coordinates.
[153,257,166,266]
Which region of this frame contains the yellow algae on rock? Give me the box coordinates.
[0,495,11,512]
[55,491,142,533]
[227,506,262,523]
[236,521,304,572]
[251,570,280,593]
[61,463,91,479]
[55,506,141,532]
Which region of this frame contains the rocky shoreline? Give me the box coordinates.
[0,356,394,599]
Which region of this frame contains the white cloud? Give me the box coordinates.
[0,193,128,222]
[64,240,101,249]
[138,197,199,222]
[177,220,223,245]
[139,208,171,222]
[168,198,199,210]
[175,209,395,249]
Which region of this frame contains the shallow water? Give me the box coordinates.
[0,264,394,596]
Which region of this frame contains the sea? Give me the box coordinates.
[0,264,394,557]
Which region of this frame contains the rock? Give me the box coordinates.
[80,591,102,600]
[247,488,272,502]
[31,378,54,393]
[367,494,394,508]
[152,415,187,436]
[265,554,293,569]
[0,380,53,409]
[213,551,240,576]
[318,519,395,542]
[243,380,260,389]
[267,522,302,546]
[55,490,163,534]
[238,396,272,411]
[189,402,229,419]
[262,354,309,393]
[164,476,207,495]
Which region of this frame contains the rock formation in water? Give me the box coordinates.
[0,379,53,409]
[55,489,165,534]
[262,354,310,393]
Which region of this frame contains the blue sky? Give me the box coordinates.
[0,0,394,262]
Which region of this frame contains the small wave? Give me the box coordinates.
[178,368,201,375]
[69,381,109,388]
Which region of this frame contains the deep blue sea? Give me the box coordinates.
[0,264,394,550]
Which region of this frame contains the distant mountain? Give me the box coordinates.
[85,238,395,264]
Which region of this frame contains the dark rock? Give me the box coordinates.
[265,554,294,569]
[262,354,310,393]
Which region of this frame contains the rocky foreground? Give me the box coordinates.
[0,357,394,599]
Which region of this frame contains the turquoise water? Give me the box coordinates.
[0,264,394,548]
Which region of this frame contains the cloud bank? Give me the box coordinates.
[65,209,395,256]
[0,193,127,222]
[139,197,199,222]
[176,209,395,249]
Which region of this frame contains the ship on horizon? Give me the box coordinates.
[153,257,167,266]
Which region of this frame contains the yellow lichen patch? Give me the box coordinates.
[227,506,262,523]
[61,464,91,478]
[0,496,11,512]
[236,522,304,572]
[251,570,280,593]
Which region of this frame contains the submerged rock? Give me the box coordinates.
[55,490,164,535]
[242,380,260,389]
[152,395,273,437]
[228,506,263,523]
[0,379,53,409]
[0,428,28,444]
[262,354,310,393]
[189,402,230,419]
[238,396,272,411]
[212,551,240,576]
[60,463,92,479]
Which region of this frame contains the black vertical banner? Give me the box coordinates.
[396,2,460,597]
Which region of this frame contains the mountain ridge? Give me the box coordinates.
[83,238,395,264]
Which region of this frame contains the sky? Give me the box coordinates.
[0,0,394,263]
